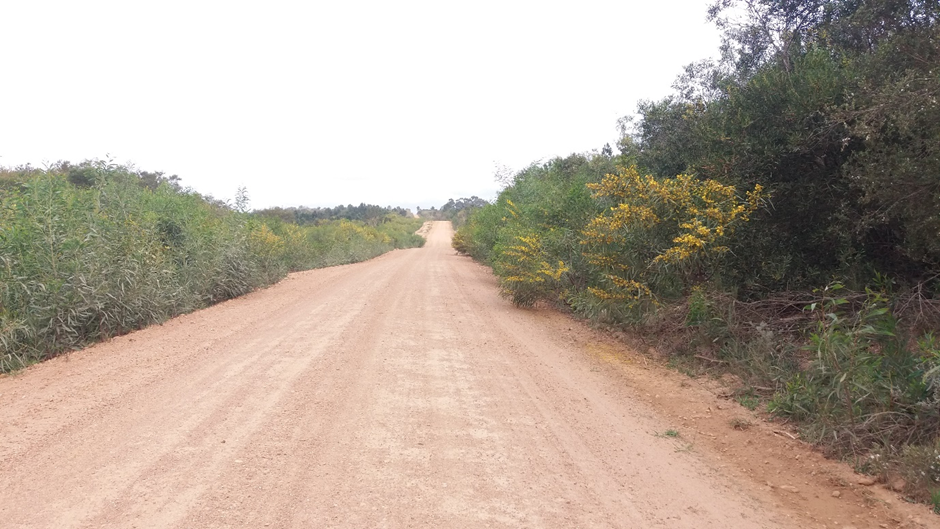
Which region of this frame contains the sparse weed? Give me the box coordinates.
[686,287,710,327]
[864,442,940,504]
[737,394,760,411]
[667,354,705,378]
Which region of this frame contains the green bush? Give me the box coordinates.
[453,154,613,307]
[769,286,940,455]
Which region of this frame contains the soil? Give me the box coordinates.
[1,221,936,528]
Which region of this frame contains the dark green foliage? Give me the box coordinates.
[696,49,862,292]
[629,0,940,295]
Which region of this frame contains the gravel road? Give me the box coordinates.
[2,221,932,528]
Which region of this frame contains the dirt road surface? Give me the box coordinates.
[2,222,936,528]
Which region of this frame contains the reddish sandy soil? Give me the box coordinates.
[1,221,937,528]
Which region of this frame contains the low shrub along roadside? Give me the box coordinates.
[0,161,424,371]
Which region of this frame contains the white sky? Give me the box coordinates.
[1,0,721,210]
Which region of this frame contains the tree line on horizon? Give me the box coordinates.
[417,196,490,226]
[256,203,414,226]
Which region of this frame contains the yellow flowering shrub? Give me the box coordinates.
[491,198,572,307]
[580,166,764,309]
[248,224,285,265]
[501,234,569,283]
[496,232,570,306]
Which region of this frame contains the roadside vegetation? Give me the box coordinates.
[454,0,940,507]
[0,160,424,372]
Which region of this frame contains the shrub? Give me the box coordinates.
[493,228,569,307]
[578,166,764,320]
[770,286,940,456]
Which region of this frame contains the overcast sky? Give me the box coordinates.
[1,1,722,211]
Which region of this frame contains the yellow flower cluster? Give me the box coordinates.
[333,220,390,244]
[581,166,765,302]
[279,223,307,248]
[505,199,520,219]
[502,234,569,285]
[582,203,659,245]
[248,224,285,259]
[586,275,655,302]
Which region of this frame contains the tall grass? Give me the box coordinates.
[0,161,424,371]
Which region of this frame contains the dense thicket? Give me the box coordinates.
[0,161,424,371]
[455,0,940,503]
[631,0,940,295]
